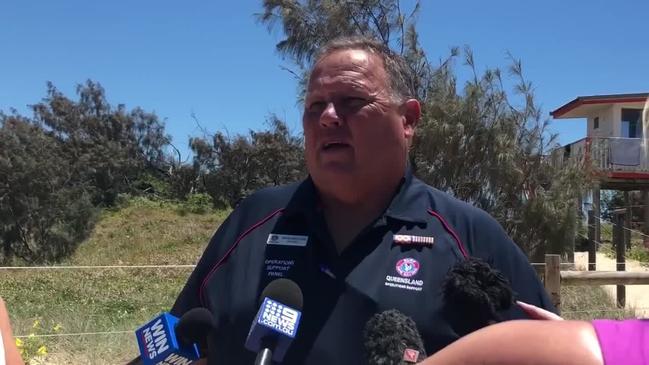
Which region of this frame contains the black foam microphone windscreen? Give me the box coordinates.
[442,257,514,334]
[363,309,427,365]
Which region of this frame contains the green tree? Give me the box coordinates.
[0,81,173,263]
[0,116,96,263]
[31,80,171,206]
[190,116,305,208]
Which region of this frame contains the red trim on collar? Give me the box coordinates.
[427,209,469,258]
[199,208,285,306]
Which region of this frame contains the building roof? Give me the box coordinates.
[550,93,649,119]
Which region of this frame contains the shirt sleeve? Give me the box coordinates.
[592,319,649,365]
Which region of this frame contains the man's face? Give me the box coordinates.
[303,49,419,195]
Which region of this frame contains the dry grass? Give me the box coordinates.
[69,199,228,265]
[1,199,228,364]
[561,285,636,321]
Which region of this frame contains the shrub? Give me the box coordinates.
[180,193,213,215]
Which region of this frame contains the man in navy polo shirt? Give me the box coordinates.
[172,36,555,364]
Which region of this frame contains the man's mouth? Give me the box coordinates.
[322,141,351,150]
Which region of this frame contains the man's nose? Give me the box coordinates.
[320,102,342,128]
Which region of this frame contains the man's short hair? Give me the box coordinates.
[310,36,416,102]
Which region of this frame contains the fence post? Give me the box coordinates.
[625,191,632,249]
[544,254,561,313]
[613,211,626,308]
[593,184,601,264]
[588,210,596,271]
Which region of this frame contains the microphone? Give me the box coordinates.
[442,257,514,334]
[244,278,304,365]
[135,308,213,365]
[363,309,427,364]
[175,307,218,359]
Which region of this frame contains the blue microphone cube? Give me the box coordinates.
[135,312,200,365]
[245,297,302,362]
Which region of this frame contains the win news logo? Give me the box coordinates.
[141,318,170,359]
[135,313,198,365]
[259,298,300,337]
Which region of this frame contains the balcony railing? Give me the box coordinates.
[551,137,649,173]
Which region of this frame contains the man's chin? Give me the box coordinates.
[312,162,357,178]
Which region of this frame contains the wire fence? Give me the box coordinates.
[14,306,648,338]
[594,216,649,239]
[531,262,637,267]
[14,330,133,339]
[6,214,649,340]
[560,307,649,315]
[0,264,196,270]
[0,262,640,269]
[3,264,193,340]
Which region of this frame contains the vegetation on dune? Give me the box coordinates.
[1,199,225,364]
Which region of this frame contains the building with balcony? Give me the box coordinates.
[550,93,649,245]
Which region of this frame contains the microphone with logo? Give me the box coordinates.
[134,307,216,365]
[245,278,304,365]
[363,309,427,365]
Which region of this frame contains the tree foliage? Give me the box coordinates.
[190,115,306,208]
[0,80,306,263]
[259,0,588,257]
[0,81,171,263]
[0,115,95,263]
[31,81,171,206]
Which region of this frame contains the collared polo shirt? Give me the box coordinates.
[171,170,555,364]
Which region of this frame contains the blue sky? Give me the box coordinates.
[1,0,647,160]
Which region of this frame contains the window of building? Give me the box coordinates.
[621,109,642,138]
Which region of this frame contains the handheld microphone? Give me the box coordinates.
[175,307,218,359]
[244,278,304,365]
[442,257,513,334]
[135,308,213,365]
[363,309,427,364]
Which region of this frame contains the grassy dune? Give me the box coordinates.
[1,199,228,364]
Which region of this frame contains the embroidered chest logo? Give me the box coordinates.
[396,258,420,277]
[385,257,424,292]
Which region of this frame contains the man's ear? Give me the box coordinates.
[403,99,421,140]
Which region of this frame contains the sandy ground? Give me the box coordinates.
[574,251,649,317]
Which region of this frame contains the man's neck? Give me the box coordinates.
[318,176,403,254]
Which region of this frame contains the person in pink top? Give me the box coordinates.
[420,301,648,365]
[591,319,649,365]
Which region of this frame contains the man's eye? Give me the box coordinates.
[307,101,326,113]
[341,97,368,109]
